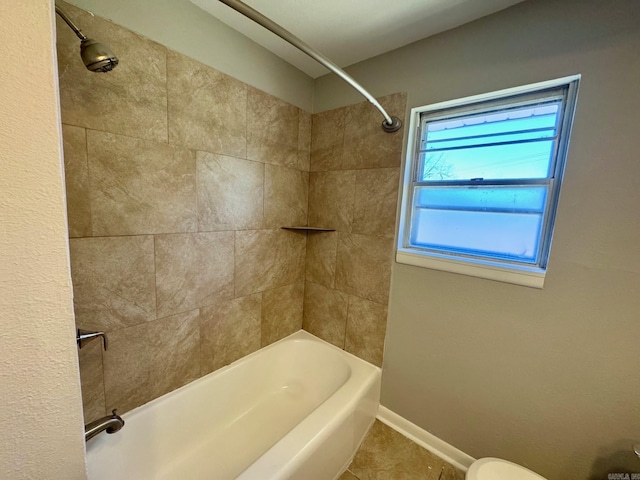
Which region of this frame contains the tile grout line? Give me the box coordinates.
[197,307,203,379]
[165,47,169,144]
[339,108,346,171]
[69,124,398,173]
[342,295,351,351]
[152,235,159,323]
[75,227,292,241]
[301,112,312,330]
[233,230,238,299]
[99,343,108,417]
[262,162,266,231]
[82,126,94,238]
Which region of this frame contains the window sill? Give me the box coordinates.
[396,249,546,288]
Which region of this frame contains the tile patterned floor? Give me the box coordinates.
[339,420,466,480]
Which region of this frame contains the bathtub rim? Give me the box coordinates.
[94,329,381,429]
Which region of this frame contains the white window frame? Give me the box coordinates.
[397,75,580,288]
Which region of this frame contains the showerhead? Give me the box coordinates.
[80,38,119,73]
[56,5,119,73]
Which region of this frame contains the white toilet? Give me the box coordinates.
[466,457,547,480]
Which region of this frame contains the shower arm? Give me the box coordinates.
[217,0,402,133]
[55,5,87,41]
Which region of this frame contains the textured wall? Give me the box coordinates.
[314,0,640,478]
[63,0,314,111]
[57,2,310,421]
[0,1,87,479]
[303,93,406,367]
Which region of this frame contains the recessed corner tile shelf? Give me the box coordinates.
[281,226,336,232]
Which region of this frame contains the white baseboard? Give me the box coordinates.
[377,405,475,472]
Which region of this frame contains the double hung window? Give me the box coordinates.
[397,76,580,287]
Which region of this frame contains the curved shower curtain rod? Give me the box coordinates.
[217,0,402,133]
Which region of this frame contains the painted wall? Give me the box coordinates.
[314,0,640,478]
[0,2,87,479]
[63,0,314,111]
[56,1,310,422]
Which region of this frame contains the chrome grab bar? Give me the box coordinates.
[76,328,108,351]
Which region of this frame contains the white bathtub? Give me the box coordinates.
[85,330,381,480]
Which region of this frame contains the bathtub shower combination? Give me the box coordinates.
[86,331,381,480]
[63,0,394,477]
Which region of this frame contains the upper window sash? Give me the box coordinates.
[414,92,568,185]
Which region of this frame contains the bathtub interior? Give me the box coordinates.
[157,338,354,479]
[86,331,378,480]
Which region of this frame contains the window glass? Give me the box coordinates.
[414,186,548,212]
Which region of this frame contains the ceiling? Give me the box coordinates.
[191,0,526,78]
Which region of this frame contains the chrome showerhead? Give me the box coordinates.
[56,5,119,73]
[80,38,119,73]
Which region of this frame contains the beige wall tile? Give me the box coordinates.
[302,282,348,348]
[305,231,338,288]
[61,124,91,238]
[247,87,299,168]
[349,420,446,480]
[298,110,312,171]
[345,296,388,367]
[336,233,394,305]
[264,164,309,228]
[353,168,400,238]
[87,130,196,236]
[155,232,234,318]
[440,465,466,480]
[235,229,306,295]
[103,309,200,413]
[70,236,156,332]
[77,340,106,423]
[167,50,247,157]
[342,93,406,170]
[197,152,264,231]
[308,171,356,231]
[310,107,345,171]
[56,2,167,142]
[261,282,304,346]
[200,295,262,374]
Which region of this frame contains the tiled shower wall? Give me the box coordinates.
[58,2,406,424]
[303,93,407,367]
[57,2,309,422]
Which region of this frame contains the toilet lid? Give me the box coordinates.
[467,458,547,480]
